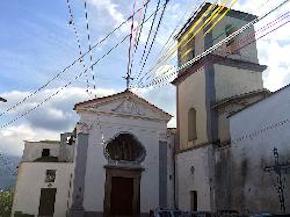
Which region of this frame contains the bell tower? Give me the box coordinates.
[173,2,270,212]
[173,2,269,150]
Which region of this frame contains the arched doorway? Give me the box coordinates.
[104,133,145,217]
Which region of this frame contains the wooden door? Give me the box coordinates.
[110,177,134,216]
[38,188,57,217]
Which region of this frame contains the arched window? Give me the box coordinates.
[225,24,240,54]
[188,108,197,141]
[105,133,146,163]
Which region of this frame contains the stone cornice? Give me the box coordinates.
[172,54,267,85]
[77,107,169,123]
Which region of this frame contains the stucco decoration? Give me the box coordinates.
[76,122,90,134]
[112,98,145,116]
[159,132,167,141]
[104,132,146,164]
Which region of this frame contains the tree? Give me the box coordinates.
[0,189,13,217]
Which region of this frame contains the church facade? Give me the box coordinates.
[12,90,175,217]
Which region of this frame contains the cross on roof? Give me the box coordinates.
[123,74,134,90]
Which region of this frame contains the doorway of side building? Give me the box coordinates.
[38,188,57,217]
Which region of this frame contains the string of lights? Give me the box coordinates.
[128,0,151,80]
[66,0,93,95]
[201,0,229,34]
[138,0,162,66]
[150,1,290,86]
[182,0,231,47]
[207,0,272,48]
[137,0,208,86]
[139,17,290,89]
[140,0,220,79]
[0,34,129,129]
[222,12,290,56]
[0,1,151,118]
[133,0,170,87]
[134,0,150,51]
[203,0,239,36]
[154,0,230,66]
[83,0,96,96]
[136,1,290,89]
[179,0,232,59]
[0,6,162,129]
[127,0,137,82]
[231,118,290,145]
[145,0,272,77]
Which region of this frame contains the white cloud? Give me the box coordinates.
[0,86,176,156]
[258,38,290,91]
[0,124,58,156]
[0,87,116,155]
[232,0,290,91]
[88,0,125,24]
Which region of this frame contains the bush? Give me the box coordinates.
[0,190,13,217]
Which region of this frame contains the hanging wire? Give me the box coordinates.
[126,0,138,89]
[0,5,163,129]
[66,0,91,95]
[136,0,290,89]
[137,0,205,86]
[83,0,96,97]
[138,0,162,66]
[128,0,151,81]
[133,0,170,86]
[0,0,150,118]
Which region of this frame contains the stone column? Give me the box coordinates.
[159,140,168,208]
[69,132,89,217]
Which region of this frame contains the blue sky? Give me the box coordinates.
[0,0,290,155]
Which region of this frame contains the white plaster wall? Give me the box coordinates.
[217,93,266,143]
[12,162,73,217]
[64,144,74,162]
[214,64,263,102]
[229,86,290,213]
[80,111,168,213]
[178,68,209,149]
[176,146,212,212]
[22,142,60,162]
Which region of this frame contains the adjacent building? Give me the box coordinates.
[173,2,289,215]
[12,139,74,217]
[228,84,290,213]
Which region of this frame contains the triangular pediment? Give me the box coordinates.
[74,90,172,122]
